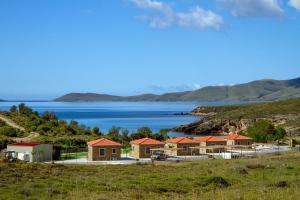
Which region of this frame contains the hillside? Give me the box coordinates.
[54,93,124,102]
[1,152,300,199]
[54,92,189,102]
[54,77,300,102]
[0,104,100,149]
[173,98,300,135]
[0,104,169,149]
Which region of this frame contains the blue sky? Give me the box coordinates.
[0,0,300,100]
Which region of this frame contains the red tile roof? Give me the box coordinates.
[166,137,199,144]
[131,138,164,145]
[224,134,252,140]
[87,138,121,146]
[8,142,39,147]
[194,136,225,142]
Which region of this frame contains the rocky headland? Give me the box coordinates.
[173,98,300,136]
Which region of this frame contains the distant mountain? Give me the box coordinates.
[54,77,300,102]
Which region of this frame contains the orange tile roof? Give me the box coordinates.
[166,137,199,144]
[131,137,164,145]
[225,134,252,140]
[87,138,121,146]
[194,136,225,142]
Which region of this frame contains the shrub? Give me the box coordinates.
[246,120,286,142]
[0,126,18,137]
[275,181,288,188]
[199,176,230,189]
[246,163,266,169]
[233,167,248,174]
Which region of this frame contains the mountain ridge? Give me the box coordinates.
[54,77,300,102]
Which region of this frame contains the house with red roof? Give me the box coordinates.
[224,134,253,146]
[194,136,227,154]
[130,137,164,159]
[165,137,200,156]
[87,138,121,161]
[6,142,53,162]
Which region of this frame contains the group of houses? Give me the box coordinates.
[4,134,253,162]
[87,134,253,161]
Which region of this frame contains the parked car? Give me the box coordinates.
[151,152,168,161]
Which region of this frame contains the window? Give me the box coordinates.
[183,146,188,152]
[145,147,151,154]
[99,148,105,156]
[237,141,240,145]
[112,148,116,154]
[211,143,215,146]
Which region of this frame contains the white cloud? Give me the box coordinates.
[177,6,223,30]
[193,84,202,90]
[218,0,284,18]
[130,0,167,11]
[129,0,223,30]
[289,0,300,11]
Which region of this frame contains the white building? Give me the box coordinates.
[7,142,53,162]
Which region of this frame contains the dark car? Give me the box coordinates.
[151,152,168,161]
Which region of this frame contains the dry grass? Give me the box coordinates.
[1,152,300,200]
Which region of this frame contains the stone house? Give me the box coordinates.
[130,138,164,159]
[194,136,227,154]
[87,138,121,161]
[224,134,253,146]
[165,137,200,156]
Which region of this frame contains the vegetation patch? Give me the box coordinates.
[275,181,288,188]
[197,176,231,189]
[246,120,286,142]
[0,104,169,149]
[1,153,300,199]
[246,163,266,169]
[232,166,248,175]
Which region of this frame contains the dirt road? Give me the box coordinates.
[0,114,39,142]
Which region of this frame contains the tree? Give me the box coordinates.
[246,120,286,142]
[41,112,57,121]
[274,127,286,141]
[153,129,169,141]
[18,103,33,116]
[92,127,101,135]
[120,129,131,148]
[107,126,121,142]
[137,127,152,135]
[9,105,17,113]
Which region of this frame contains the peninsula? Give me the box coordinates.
[173,97,300,136]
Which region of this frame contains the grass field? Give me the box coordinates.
[1,152,300,200]
[60,152,88,159]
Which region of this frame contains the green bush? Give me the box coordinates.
[0,126,18,137]
[246,120,286,142]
